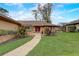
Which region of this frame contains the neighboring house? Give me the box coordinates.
[0,14,22,31]
[63,19,79,32]
[19,21,60,34]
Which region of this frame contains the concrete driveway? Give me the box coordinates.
[3,33,41,56]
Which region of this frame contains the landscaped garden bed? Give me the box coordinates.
[0,34,15,44]
[0,30,16,36]
[0,36,32,55]
[0,30,18,43]
[27,32,79,56]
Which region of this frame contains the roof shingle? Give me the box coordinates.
[18,21,59,27]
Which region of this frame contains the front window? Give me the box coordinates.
[26,26,32,32]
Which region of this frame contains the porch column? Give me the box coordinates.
[66,26,69,32]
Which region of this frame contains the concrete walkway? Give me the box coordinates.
[3,33,41,56]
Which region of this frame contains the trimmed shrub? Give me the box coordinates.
[68,25,76,32]
[76,29,79,32]
[44,27,51,35]
[44,27,56,36]
[16,26,26,38]
[0,30,17,36]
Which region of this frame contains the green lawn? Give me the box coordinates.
[27,32,79,56]
[0,36,32,55]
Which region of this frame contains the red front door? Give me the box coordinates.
[35,26,40,32]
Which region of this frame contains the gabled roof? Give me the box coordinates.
[0,14,22,26]
[70,19,79,24]
[18,21,59,27]
[65,19,79,25]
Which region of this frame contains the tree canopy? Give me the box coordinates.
[38,3,52,23]
[0,7,8,14]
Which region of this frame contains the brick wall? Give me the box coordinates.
[0,20,19,31]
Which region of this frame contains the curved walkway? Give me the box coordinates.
[3,33,41,56]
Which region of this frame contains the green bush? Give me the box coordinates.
[44,27,56,36]
[68,25,76,32]
[0,30,17,35]
[16,26,26,38]
[44,27,50,35]
[76,29,79,32]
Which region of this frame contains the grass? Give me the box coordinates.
[27,32,79,56]
[0,36,32,55]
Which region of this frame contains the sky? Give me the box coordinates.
[0,3,79,24]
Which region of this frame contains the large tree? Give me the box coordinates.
[32,10,38,21]
[38,3,52,23]
[0,7,8,15]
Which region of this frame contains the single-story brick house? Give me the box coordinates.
[63,19,79,32]
[19,21,60,34]
[0,14,22,31]
[0,14,23,43]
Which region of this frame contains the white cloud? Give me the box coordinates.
[57,4,63,8]
[9,10,34,20]
[52,7,79,23]
[52,15,64,20]
[67,8,79,13]
[40,3,47,6]
[6,3,38,20]
[5,3,26,11]
[4,3,23,6]
[7,3,79,24]
[54,4,64,8]
[52,4,79,24]
[29,4,38,10]
[53,11,63,16]
[57,16,64,19]
[51,14,65,24]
